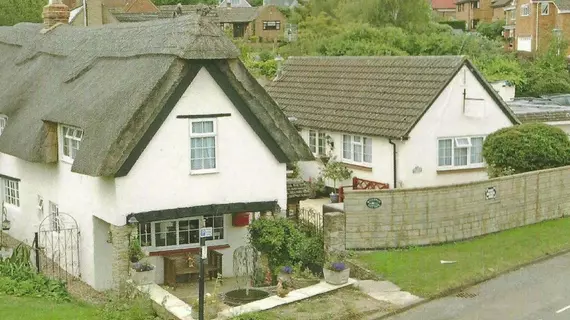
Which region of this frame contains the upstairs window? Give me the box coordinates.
[541,2,549,15]
[0,115,7,136]
[190,120,217,173]
[60,125,83,163]
[342,134,372,166]
[438,136,485,169]
[263,21,281,30]
[472,1,480,9]
[521,4,530,16]
[308,130,327,156]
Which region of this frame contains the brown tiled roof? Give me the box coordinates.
[266,56,519,139]
[287,178,310,200]
[159,5,261,22]
[491,0,511,8]
[556,0,570,11]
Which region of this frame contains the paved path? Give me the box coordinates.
[386,252,570,320]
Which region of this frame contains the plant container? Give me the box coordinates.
[330,193,339,203]
[232,212,250,227]
[323,267,350,285]
[130,266,156,285]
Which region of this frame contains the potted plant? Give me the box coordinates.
[129,237,155,284]
[277,265,293,284]
[323,260,350,285]
[321,158,353,203]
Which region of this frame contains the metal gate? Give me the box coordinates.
[36,212,80,283]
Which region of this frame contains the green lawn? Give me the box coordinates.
[358,217,570,298]
[0,295,100,320]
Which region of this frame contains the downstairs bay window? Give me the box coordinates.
[438,136,484,169]
[138,214,225,249]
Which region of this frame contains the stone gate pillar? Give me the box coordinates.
[323,211,346,256]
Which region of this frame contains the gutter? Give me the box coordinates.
[389,139,397,189]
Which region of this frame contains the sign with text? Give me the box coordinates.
[366,198,382,209]
[200,227,213,238]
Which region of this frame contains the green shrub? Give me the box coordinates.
[482,123,570,177]
[248,217,324,274]
[0,244,70,302]
[439,20,466,31]
[98,282,158,320]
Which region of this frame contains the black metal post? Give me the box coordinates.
[34,232,40,273]
[198,233,206,320]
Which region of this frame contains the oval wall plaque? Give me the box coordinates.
[366,198,382,209]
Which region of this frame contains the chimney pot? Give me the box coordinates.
[42,0,70,29]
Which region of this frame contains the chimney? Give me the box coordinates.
[42,0,70,29]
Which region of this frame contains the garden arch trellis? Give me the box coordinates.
[36,212,80,283]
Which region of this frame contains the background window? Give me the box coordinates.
[0,115,7,136]
[190,120,216,171]
[541,2,549,15]
[438,136,485,168]
[263,21,281,30]
[342,134,372,164]
[3,178,20,207]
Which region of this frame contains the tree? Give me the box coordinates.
[0,0,45,26]
[482,123,570,177]
[476,20,506,40]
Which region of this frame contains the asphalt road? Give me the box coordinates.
[386,252,570,320]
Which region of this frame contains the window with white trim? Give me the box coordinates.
[521,4,530,16]
[2,177,20,207]
[541,2,549,15]
[49,201,60,232]
[342,134,372,165]
[139,214,225,248]
[308,130,327,156]
[472,1,480,9]
[190,120,217,173]
[0,115,7,136]
[60,125,83,163]
[438,136,485,168]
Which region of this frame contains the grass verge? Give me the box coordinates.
[0,295,100,320]
[358,217,570,298]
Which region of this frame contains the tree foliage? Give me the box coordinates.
[0,0,44,26]
[482,123,570,177]
[476,20,505,40]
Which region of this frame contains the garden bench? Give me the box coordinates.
[163,250,222,288]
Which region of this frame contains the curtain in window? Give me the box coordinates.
[363,137,372,162]
[438,139,452,166]
[453,140,468,166]
[342,135,351,159]
[308,130,316,153]
[191,121,216,170]
[470,137,484,163]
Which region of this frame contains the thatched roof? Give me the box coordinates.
[266,56,520,139]
[0,15,313,177]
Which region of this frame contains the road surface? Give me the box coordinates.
[386,252,570,320]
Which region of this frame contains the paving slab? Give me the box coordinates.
[355,279,423,307]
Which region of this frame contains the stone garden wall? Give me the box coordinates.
[325,166,570,250]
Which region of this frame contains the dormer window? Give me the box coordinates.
[59,124,83,163]
[0,115,7,136]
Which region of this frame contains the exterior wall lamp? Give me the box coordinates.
[126,213,138,225]
[2,202,11,231]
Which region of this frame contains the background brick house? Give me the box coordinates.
[455,0,494,30]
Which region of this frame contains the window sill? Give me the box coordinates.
[437,165,486,174]
[60,158,74,165]
[342,162,373,172]
[190,169,219,176]
[148,244,230,256]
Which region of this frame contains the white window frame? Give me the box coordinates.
[2,177,20,207]
[342,134,372,166]
[308,130,328,156]
[541,2,549,15]
[138,214,226,250]
[437,136,486,170]
[0,115,7,136]
[521,4,530,16]
[189,119,218,175]
[59,124,83,164]
[472,1,480,9]
[49,201,60,232]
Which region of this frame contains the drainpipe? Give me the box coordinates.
[82,0,87,26]
[389,139,397,189]
[534,2,539,54]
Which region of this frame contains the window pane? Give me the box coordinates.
[202,121,214,133]
[318,132,326,155]
[308,131,316,153]
[470,137,484,164]
[438,139,452,166]
[363,137,372,163]
[342,135,351,159]
[192,122,204,134]
[454,141,468,166]
[353,143,362,162]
